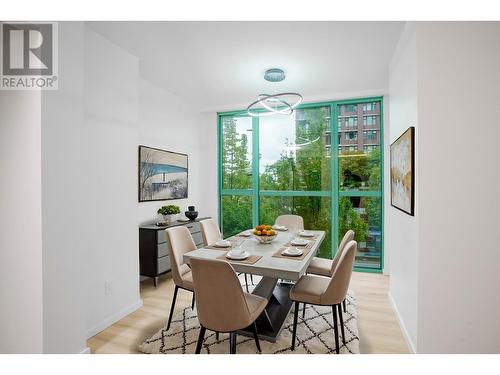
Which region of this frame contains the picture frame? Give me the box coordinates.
[390,127,415,216]
[138,145,188,202]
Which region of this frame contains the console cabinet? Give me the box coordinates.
[139,217,209,287]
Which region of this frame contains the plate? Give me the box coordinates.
[282,247,303,257]
[226,251,249,260]
[239,231,252,237]
[273,225,288,231]
[299,231,315,237]
[214,241,231,248]
[291,239,309,246]
[177,218,190,222]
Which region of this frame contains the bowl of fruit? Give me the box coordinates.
[252,225,277,244]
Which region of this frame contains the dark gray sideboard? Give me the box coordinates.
[139,217,209,287]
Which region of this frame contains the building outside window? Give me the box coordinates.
[219,98,383,271]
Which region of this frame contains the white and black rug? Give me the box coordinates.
[139,279,359,354]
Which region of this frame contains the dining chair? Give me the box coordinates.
[289,240,357,353]
[200,218,221,246]
[305,229,355,314]
[274,214,304,230]
[165,226,197,331]
[190,257,268,354]
[200,218,254,292]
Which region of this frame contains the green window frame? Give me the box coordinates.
[217,97,384,273]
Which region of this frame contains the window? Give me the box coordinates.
[363,130,378,142]
[221,116,253,190]
[363,115,378,126]
[342,116,358,128]
[363,145,378,152]
[363,102,377,112]
[339,104,357,113]
[345,131,357,141]
[219,98,383,271]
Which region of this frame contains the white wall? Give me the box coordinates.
[0,90,43,353]
[41,22,87,353]
[388,22,500,353]
[82,27,142,338]
[387,24,419,352]
[137,79,208,224]
[415,22,500,353]
[197,112,219,224]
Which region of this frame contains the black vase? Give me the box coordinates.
[185,208,198,221]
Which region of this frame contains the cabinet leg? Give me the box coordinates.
[153,277,159,288]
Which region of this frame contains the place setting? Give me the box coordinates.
[216,239,262,265]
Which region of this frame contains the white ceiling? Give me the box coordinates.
[87,21,404,111]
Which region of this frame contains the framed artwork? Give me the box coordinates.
[390,127,415,216]
[138,145,188,202]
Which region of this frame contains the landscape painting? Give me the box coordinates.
[139,146,188,202]
[390,127,415,216]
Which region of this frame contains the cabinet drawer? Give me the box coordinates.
[184,222,201,234]
[157,242,169,257]
[192,232,203,246]
[157,230,167,244]
[157,256,171,274]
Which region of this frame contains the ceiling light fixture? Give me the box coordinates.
[247,68,302,117]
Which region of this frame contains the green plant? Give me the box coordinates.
[157,205,180,215]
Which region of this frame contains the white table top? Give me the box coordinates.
[183,230,325,281]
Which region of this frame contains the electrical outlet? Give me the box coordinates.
[104,280,112,296]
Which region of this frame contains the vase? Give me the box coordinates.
[185,206,198,221]
[161,214,178,225]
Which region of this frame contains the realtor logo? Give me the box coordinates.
[1,22,58,90]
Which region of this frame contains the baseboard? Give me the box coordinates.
[86,299,143,339]
[79,347,91,354]
[387,291,416,353]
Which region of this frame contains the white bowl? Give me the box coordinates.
[214,240,231,248]
[226,250,249,260]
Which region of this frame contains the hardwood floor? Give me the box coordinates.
[87,271,409,354]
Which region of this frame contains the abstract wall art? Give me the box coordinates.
[390,127,415,216]
[138,146,188,202]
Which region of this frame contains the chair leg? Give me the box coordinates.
[166,285,179,330]
[302,303,306,319]
[229,332,237,354]
[191,292,195,310]
[337,304,346,345]
[250,274,254,285]
[332,305,340,354]
[250,322,261,353]
[291,301,300,351]
[244,274,249,293]
[195,326,206,354]
[343,299,347,313]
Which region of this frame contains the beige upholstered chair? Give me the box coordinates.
[165,226,197,330]
[305,229,355,314]
[200,218,254,292]
[190,258,268,354]
[200,218,221,246]
[290,240,357,353]
[274,214,304,230]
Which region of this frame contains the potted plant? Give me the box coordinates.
[157,205,181,225]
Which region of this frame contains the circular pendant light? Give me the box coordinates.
[247,69,303,117]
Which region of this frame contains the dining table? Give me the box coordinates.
[183,229,325,342]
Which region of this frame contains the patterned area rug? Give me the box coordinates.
[139,278,359,354]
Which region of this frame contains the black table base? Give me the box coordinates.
[238,277,294,343]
